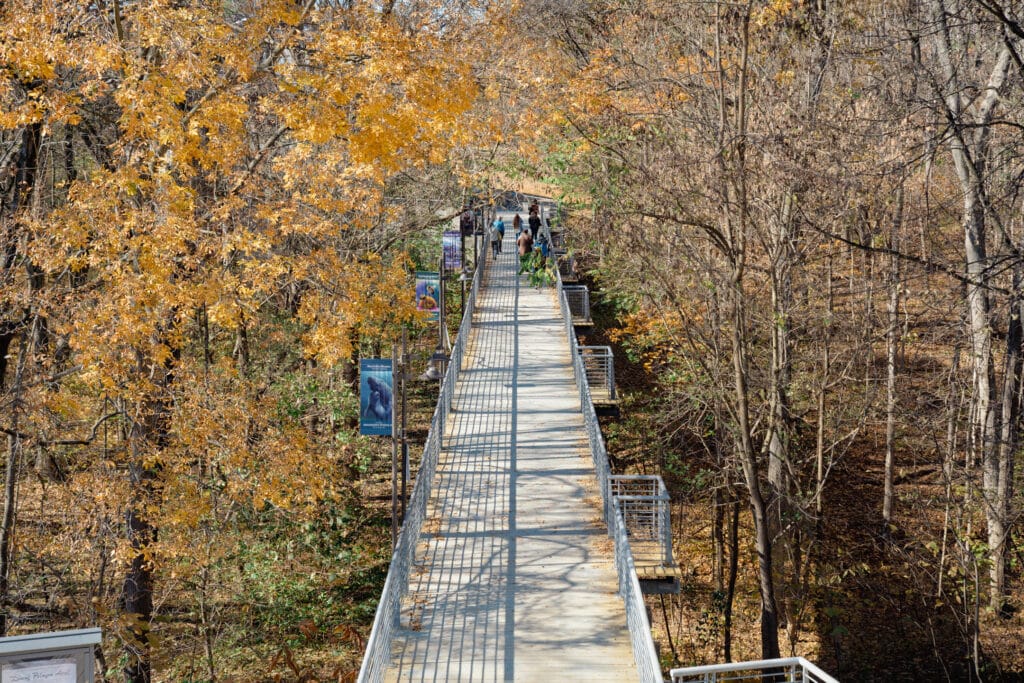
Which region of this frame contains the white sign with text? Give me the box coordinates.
[2,660,76,683]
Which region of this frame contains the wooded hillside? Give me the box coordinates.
[535,0,1024,679]
[2,0,1024,681]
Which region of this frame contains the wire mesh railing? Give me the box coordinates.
[613,499,664,683]
[669,657,840,683]
[563,284,591,323]
[557,250,575,281]
[356,235,489,683]
[610,475,673,568]
[579,345,616,402]
[555,267,663,683]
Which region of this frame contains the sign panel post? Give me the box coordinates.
[443,230,461,271]
[415,271,440,322]
[359,358,394,437]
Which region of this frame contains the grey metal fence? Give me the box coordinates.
[613,499,664,683]
[563,284,591,323]
[610,475,673,568]
[670,657,840,683]
[557,251,575,281]
[357,236,489,683]
[579,345,616,402]
[555,267,663,683]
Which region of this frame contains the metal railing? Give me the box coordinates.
[563,284,591,323]
[557,251,575,280]
[614,499,664,683]
[555,267,663,683]
[357,234,489,683]
[670,657,839,683]
[610,475,672,568]
[579,345,616,402]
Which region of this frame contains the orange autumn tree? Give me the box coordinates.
[1,0,484,679]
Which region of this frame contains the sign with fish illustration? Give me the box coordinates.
[359,359,393,436]
[443,230,461,270]
[415,271,440,321]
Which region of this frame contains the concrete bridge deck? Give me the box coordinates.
[385,236,638,682]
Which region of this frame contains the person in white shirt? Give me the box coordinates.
[489,221,502,258]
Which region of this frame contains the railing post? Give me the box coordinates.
[606,480,613,535]
[663,497,672,567]
[607,348,616,400]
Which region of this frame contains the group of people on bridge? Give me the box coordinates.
[489,200,552,271]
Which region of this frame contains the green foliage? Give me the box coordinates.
[406,228,446,273]
[274,373,354,425]
[661,457,715,495]
[233,500,389,647]
[518,249,556,287]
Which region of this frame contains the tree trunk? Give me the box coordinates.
[1,123,43,389]
[122,482,155,683]
[723,496,740,663]
[989,265,1021,614]
[928,0,1015,613]
[815,251,833,516]
[122,344,177,683]
[713,486,724,592]
[731,269,781,660]
[883,187,903,528]
[766,193,794,496]
[719,5,780,661]
[0,325,12,394]
[0,433,20,637]
[0,324,34,637]
[233,316,250,377]
[123,405,158,683]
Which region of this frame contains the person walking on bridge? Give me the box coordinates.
[528,207,541,241]
[492,215,506,253]
[536,215,552,260]
[512,213,522,236]
[489,220,502,258]
[517,224,533,266]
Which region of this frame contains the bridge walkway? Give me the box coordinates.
[384,236,638,681]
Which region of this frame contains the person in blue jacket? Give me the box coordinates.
[492,215,506,253]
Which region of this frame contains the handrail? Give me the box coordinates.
[611,475,673,568]
[555,266,664,683]
[357,234,488,683]
[563,284,591,323]
[670,657,839,683]
[579,345,616,402]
